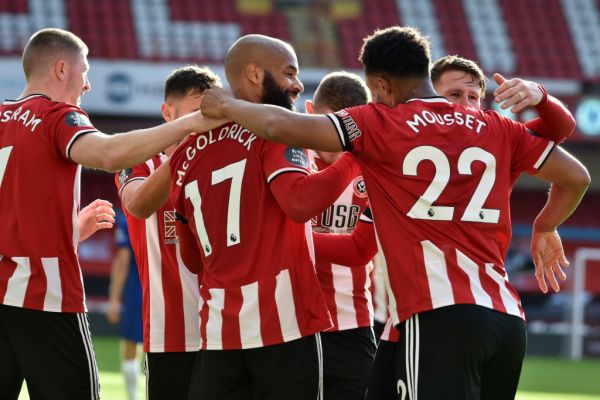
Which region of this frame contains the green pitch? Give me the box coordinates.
[18,336,600,399]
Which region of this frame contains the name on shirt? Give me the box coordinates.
[175,124,256,186]
[0,107,42,132]
[406,110,486,134]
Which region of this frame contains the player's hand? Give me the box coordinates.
[106,299,121,324]
[530,229,569,294]
[493,73,544,113]
[201,87,234,119]
[79,199,115,242]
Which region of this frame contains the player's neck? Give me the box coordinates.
[21,81,67,104]
[392,77,438,105]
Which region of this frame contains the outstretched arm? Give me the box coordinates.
[70,112,227,172]
[201,87,343,151]
[531,146,590,293]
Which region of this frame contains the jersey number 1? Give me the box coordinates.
[184,159,247,257]
[0,146,13,190]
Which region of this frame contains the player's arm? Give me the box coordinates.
[106,246,131,325]
[313,214,378,267]
[78,199,115,242]
[531,146,590,293]
[70,112,226,172]
[201,87,343,151]
[493,73,575,142]
[269,153,358,223]
[175,215,203,275]
[121,162,172,219]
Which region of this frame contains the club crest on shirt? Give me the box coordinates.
[118,168,132,185]
[285,146,309,168]
[353,176,367,198]
[64,111,92,127]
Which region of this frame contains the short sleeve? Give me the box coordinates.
[261,141,311,184]
[47,105,98,160]
[495,112,555,175]
[326,104,369,153]
[116,162,152,195]
[114,211,131,248]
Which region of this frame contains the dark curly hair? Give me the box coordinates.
[359,26,431,79]
[164,65,222,100]
[431,55,487,95]
[313,71,370,111]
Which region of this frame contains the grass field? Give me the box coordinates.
[18,336,600,399]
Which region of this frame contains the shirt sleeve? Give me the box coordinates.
[495,111,555,175]
[115,161,152,195]
[47,105,99,160]
[261,141,311,184]
[325,105,369,153]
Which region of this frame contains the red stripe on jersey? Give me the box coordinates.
[22,258,45,310]
[221,287,243,349]
[447,251,476,305]
[258,275,284,346]
[480,266,508,314]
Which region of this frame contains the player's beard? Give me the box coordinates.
[261,71,296,111]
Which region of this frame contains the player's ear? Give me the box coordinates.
[54,59,67,81]
[246,63,263,86]
[305,100,315,114]
[161,102,173,122]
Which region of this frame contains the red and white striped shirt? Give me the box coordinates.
[0,95,98,312]
[116,154,201,353]
[310,152,374,332]
[380,317,400,342]
[328,98,555,325]
[170,123,332,350]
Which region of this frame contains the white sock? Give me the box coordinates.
[122,359,139,400]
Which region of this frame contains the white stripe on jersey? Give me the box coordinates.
[206,287,225,350]
[456,249,493,309]
[332,263,358,329]
[42,257,62,311]
[266,167,309,183]
[275,268,302,341]
[239,281,262,347]
[146,213,166,352]
[421,240,455,308]
[3,257,31,307]
[305,221,315,266]
[72,166,81,250]
[533,141,555,169]
[174,242,201,351]
[485,263,523,317]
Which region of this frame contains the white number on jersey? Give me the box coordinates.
[0,146,13,190]
[403,146,500,223]
[184,159,247,256]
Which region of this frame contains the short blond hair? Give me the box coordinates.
[22,28,88,80]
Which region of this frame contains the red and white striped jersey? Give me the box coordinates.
[328,98,555,325]
[309,152,374,332]
[116,154,201,353]
[370,251,389,325]
[170,123,332,350]
[0,94,98,313]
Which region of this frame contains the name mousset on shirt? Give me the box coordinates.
[406,110,486,134]
[0,106,42,132]
[175,123,256,186]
